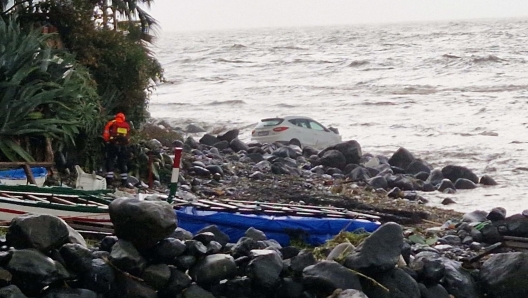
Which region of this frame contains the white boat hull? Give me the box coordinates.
[0,200,111,224]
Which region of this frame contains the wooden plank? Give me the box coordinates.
[24,194,48,203]
[48,196,76,206]
[22,164,36,185]
[198,199,238,210]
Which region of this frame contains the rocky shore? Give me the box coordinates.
[0,197,527,297]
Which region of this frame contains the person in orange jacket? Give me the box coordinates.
[103,113,132,188]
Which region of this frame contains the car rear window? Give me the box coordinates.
[260,118,284,126]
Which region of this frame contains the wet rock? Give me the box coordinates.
[59,243,94,274]
[40,288,98,298]
[190,166,211,177]
[0,268,11,288]
[114,272,157,298]
[344,222,403,273]
[436,257,479,298]
[245,227,267,241]
[197,225,230,247]
[232,237,263,258]
[328,289,369,298]
[157,266,192,298]
[368,176,388,189]
[273,146,299,159]
[480,251,528,298]
[414,258,445,285]
[109,239,147,276]
[406,159,432,175]
[280,246,300,260]
[426,169,444,186]
[99,236,118,252]
[230,138,249,152]
[109,198,176,250]
[6,249,63,296]
[414,171,430,181]
[247,250,283,289]
[6,214,70,253]
[66,225,87,248]
[438,235,462,246]
[223,276,252,298]
[437,179,456,192]
[174,255,196,270]
[141,264,171,290]
[182,284,215,298]
[81,258,115,295]
[303,261,362,296]
[330,140,363,165]
[199,134,220,146]
[441,198,456,205]
[193,232,216,245]
[347,167,371,182]
[480,174,498,186]
[454,178,477,189]
[388,147,415,170]
[276,277,304,298]
[480,225,502,244]
[189,254,236,287]
[249,171,265,180]
[184,136,199,149]
[386,174,418,191]
[441,165,479,184]
[362,268,420,298]
[185,240,208,256]
[487,207,507,221]
[217,129,239,143]
[290,250,316,274]
[152,238,186,263]
[319,150,346,170]
[0,285,26,298]
[205,165,223,176]
[503,214,528,236]
[418,283,450,298]
[206,241,223,254]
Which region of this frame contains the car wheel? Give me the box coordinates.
[289,138,302,148]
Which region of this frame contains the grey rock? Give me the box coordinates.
[388,147,415,170]
[157,266,192,298]
[99,236,118,252]
[487,207,507,221]
[437,179,456,192]
[230,138,249,152]
[368,176,388,189]
[40,288,97,298]
[152,238,187,263]
[303,261,362,296]
[174,255,196,270]
[247,249,283,288]
[197,225,230,247]
[193,232,216,245]
[454,178,477,189]
[463,210,488,223]
[231,237,264,258]
[0,285,27,298]
[6,214,70,253]
[212,140,229,150]
[199,134,220,146]
[206,241,223,254]
[344,222,403,273]
[330,289,369,298]
[59,243,94,274]
[245,227,267,241]
[290,250,316,274]
[217,129,239,143]
[480,252,528,298]
[272,146,299,159]
[185,124,206,133]
[326,243,355,261]
[81,258,115,295]
[441,165,479,184]
[425,168,444,186]
[182,284,215,298]
[406,159,432,175]
[109,198,176,250]
[115,272,157,298]
[189,254,236,286]
[109,239,147,276]
[276,277,304,298]
[141,263,171,290]
[480,174,498,186]
[418,283,450,298]
[362,268,420,298]
[347,166,371,182]
[319,150,347,170]
[185,240,208,256]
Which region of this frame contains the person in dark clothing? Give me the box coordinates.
[103,113,132,188]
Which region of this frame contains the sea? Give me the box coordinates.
[149,17,528,216]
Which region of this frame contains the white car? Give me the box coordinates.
[251,116,342,149]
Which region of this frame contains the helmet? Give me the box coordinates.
[115,113,125,122]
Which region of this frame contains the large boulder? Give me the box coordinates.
[59,243,94,274]
[441,165,479,184]
[320,141,362,165]
[6,215,70,253]
[109,239,147,276]
[189,254,237,287]
[319,150,347,170]
[247,250,283,289]
[388,147,415,170]
[500,214,528,237]
[109,198,176,250]
[361,268,420,298]
[217,129,239,143]
[199,134,220,146]
[6,249,65,296]
[303,261,362,296]
[406,159,432,175]
[344,222,403,273]
[230,138,249,153]
[480,251,528,298]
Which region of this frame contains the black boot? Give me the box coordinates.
[105,177,114,189]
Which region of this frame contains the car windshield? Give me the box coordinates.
[260,118,284,126]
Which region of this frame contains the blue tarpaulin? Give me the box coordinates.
[0,167,47,180]
[176,206,381,246]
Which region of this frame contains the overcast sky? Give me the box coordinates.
[148,0,528,32]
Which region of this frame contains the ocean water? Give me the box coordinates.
[150,18,528,216]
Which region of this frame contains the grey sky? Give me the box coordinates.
[148,0,528,32]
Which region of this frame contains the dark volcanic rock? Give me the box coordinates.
[347,167,371,182]
[333,140,363,165]
[199,134,220,146]
[276,277,304,298]
[99,236,118,252]
[40,288,98,298]
[303,261,362,296]
[157,266,192,298]
[59,243,94,274]
[230,138,250,153]
[362,268,420,298]
[437,179,456,192]
[441,165,479,184]
[502,214,528,237]
[141,264,171,290]
[0,285,27,298]
[217,129,239,143]
[368,176,388,189]
[454,178,477,189]
[6,249,63,296]
[182,284,215,298]
[247,250,283,289]
[114,272,157,298]
[197,225,230,247]
[272,146,299,159]
[189,254,236,287]
[426,168,444,186]
[109,239,147,276]
[290,250,316,274]
[245,227,267,241]
[6,214,70,253]
[319,150,346,170]
[462,210,488,223]
[109,198,176,250]
[388,147,415,170]
[193,232,216,245]
[480,251,528,298]
[480,174,498,186]
[487,207,507,221]
[418,283,450,298]
[81,258,115,295]
[152,238,186,263]
[406,159,432,175]
[344,222,403,273]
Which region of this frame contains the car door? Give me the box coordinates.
[308,120,334,148]
[289,118,315,147]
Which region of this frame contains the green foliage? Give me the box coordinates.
[0,16,103,162]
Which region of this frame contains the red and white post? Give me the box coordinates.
[168,147,183,202]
